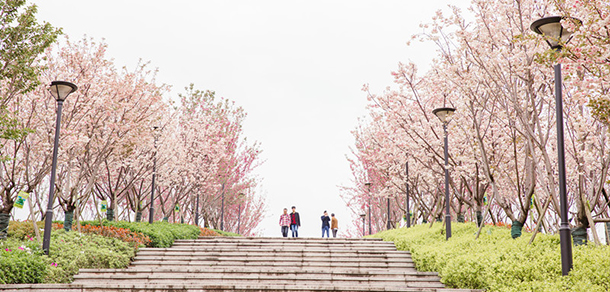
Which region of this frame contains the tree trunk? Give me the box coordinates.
[0,213,10,239]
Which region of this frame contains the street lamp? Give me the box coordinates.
[149,126,159,224]
[433,107,456,240]
[531,16,581,276]
[194,192,200,226]
[42,81,77,255]
[386,193,391,230]
[360,213,366,237]
[237,193,245,235]
[365,182,372,235]
[405,162,411,228]
[220,183,225,231]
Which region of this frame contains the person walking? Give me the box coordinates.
[290,206,301,237]
[321,211,330,238]
[279,208,291,237]
[331,213,338,238]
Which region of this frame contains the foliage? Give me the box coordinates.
[51,222,151,249]
[371,223,610,292]
[0,0,62,99]
[81,220,199,248]
[0,238,46,284]
[7,220,43,241]
[199,227,221,237]
[212,228,241,237]
[44,230,134,283]
[343,0,610,244]
[0,0,62,215]
[0,35,265,235]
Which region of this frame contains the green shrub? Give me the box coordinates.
[371,223,610,292]
[212,229,242,237]
[44,230,134,283]
[81,220,200,248]
[0,238,47,284]
[7,220,44,241]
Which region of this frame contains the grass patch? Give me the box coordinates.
[371,223,610,292]
[211,229,241,237]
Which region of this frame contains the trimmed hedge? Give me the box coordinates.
[45,230,134,283]
[0,238,47,284]
[0,230,134,284]
[371,223,610,292]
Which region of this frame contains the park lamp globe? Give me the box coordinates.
[530,16,582,51]
[432,107,456,124]
[49,81,77,101]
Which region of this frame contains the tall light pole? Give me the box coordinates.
[360,213,366,237]
[237,193,245,235]
[220,183,225,231]
[386,195,391,230]
[194,193,200,226]
[531,16,581,276]
[433,107,456,240]
[365,182,372,235]
[405,162,411,228]
[149,126,159,224]
[43,81,77,255]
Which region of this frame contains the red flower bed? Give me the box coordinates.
[53,223,151,249]
[199,227,221,237]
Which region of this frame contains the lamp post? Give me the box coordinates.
[149,126,159,224]
[531,16,581,276]
[406,162,410,228]
[360,213,366,237]
[387,195,391,230]
[220,183,225,231]
[237,193,245,235]
[42,81,77,255]
[365,182,372,235]
[194,193,200,226]
[433,107,456,240]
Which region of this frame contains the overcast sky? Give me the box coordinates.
[31,0,469,237]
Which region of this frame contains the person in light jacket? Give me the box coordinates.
[279,208,291,237]
[331,213,339,238]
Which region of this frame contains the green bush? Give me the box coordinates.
[0,238,47,284]
[44,230,134,283]
[371,223,610,292]
[7,220,44,241]
[81,220,200,248]
[212,229,241,237]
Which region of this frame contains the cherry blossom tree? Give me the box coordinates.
[345,0,610,242]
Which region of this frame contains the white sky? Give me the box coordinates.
[31,0,470,237]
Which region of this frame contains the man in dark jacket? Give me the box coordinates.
[290,206,301,237]
[321,211,330,238]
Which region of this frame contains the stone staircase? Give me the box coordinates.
[1,237,482,291]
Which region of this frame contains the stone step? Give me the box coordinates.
[75,267,436,276]
[134,252,413,260]
[167,242,396,250]
[72,272,445,286]
[195,237,384,241]
[137,248,411,255]
[133,254,412,262]
[166,247,398,252]
[130,261,416,269]
[0,283,482,292]
[176,239,394,245]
